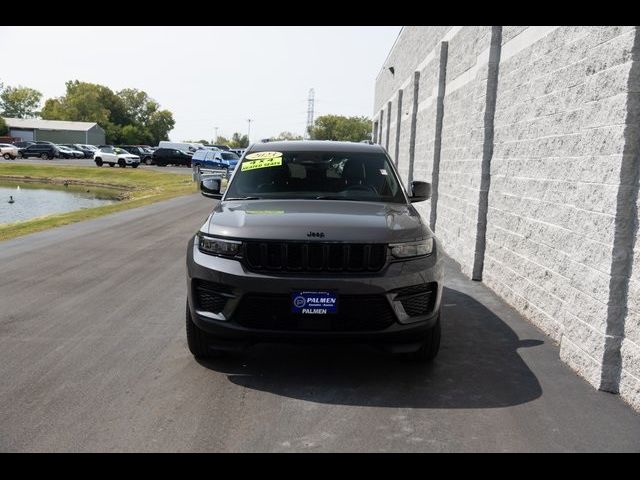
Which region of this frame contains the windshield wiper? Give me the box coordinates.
[224,196,262,200]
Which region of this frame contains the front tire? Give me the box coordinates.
[186,301,225,359]
[399,314,441,362]
[145,157,153,165]
[40,153,49,159]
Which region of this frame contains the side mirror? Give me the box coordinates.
[410,181,431,202]
[200,175,223,199]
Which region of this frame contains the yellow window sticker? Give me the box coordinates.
[241,151,283,171]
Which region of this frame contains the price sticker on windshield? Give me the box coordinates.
[242,151,283,171]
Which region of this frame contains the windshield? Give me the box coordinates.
[224,150,406,203]
[221,152,239,161]
[114,148,129,155]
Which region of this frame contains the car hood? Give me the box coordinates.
[204,199,430,243]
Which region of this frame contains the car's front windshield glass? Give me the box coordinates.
[221,152,239,160]
[224,150,406,203]
[114,148,127,154]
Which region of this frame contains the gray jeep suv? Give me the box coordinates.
[186,141,444,360]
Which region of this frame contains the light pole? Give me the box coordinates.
[214,126,219,143]
[247,118,252,143]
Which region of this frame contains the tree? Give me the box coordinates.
[40,80,175,145]
[120,124,153,145]
[146,109,175,145]
[0,116,8,136]
[272,131,303,141]
[41,81,118,126]
[0,85,43,118]
[308,115,372,142]
[229,132,249,148]
[213,135,230,145]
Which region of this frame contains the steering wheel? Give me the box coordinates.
[343,184,377,194]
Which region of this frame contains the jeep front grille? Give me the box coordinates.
[243,241,387,273]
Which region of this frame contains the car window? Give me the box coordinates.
[226,151,405,203]
[221,152,239,160]
[192,150,207,161]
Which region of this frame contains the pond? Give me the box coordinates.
[0,181,119,225]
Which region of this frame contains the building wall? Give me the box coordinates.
[373,25,640,411]
[9,129,35,142]
[87,126,106,146]
[35,130,87,144]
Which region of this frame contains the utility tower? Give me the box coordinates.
[305,88,315,139]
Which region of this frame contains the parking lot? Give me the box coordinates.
[1,194,639,452]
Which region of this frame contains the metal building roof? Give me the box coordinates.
[3,117,102,132]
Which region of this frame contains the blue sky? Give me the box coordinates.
[0,26,401,142]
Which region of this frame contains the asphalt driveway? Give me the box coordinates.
[0,194,638,452]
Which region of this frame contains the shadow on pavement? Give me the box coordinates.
[198,286,543,409]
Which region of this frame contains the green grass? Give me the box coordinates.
[0,164,197,241]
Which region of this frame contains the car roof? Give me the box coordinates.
[247,140,383,154]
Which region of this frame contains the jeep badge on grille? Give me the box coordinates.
[307,231,325,238]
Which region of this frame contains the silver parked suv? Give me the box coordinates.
[186,141,444,360]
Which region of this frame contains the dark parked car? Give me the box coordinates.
[186,141,443,361]
[18,143,59,159]
[13,141,35,149]
[117,145,154,165]
[62,144,95,159]
[152,148,192,167]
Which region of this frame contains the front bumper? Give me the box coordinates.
[186,236,444,350]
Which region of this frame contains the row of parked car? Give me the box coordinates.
[0,140,245,171]
[0,141,99,160]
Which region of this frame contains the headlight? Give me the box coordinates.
[197,233,242,257]
[389,238,434,258]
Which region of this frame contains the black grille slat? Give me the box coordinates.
[233,294,395,331]
[243,241,387,274]
[260,243,268,268]
[348,244,365,271]
[369,244,387,271]
[286,243,303,270]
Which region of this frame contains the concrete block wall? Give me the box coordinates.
[435,26,496,279]
[373,26,640,411]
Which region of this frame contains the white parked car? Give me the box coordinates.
[94,146,140,168]
[0,143,19,160]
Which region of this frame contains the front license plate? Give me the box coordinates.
[291,291,338,315]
